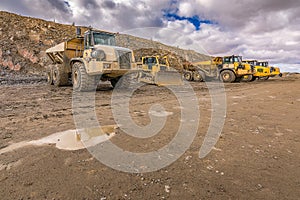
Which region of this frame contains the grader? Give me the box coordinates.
[46,28,136,91]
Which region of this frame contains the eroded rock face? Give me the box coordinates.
[0,11,77,75]
[0,11,208,76]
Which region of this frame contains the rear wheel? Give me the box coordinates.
[72,62,97,92]
[193,71,205,82]
[251,76,257,81]
[183,71,193,81]
[53,65,69,86]
[220,70,236,83]
[46,66,53,85]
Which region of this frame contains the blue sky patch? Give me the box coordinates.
[164,13,213,30]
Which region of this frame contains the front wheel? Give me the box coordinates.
[220,70,236,83]
[72,62,97,92]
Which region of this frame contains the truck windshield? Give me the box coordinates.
[233,56,242,63]
[93,32,116,46]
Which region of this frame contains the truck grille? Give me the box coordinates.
[116,50,132,69]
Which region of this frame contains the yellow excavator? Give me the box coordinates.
[137,56,183,86]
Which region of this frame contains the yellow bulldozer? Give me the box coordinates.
[136,56,183,86]
[183,55,255,83]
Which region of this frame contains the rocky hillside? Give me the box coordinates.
[0,11,209,76]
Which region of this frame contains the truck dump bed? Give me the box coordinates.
[46,37,84,65]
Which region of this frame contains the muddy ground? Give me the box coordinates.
[0,75,299,200]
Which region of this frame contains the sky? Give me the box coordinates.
[1,0,300,72]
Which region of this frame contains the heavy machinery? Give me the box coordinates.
[242,60,282,81]
[183,55,255,83]
[136,56,183,86]
[257,61,282,78]
[242,60,271,81]
[182,58,219,82]
[46,27,136,91]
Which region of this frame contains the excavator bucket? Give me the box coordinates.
[154,71,183,86]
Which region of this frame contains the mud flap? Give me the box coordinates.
[154,71,183,86]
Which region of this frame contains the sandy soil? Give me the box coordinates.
[0,75,299,200]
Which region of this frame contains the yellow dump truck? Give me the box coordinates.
[242,60,271,81]
[258,61,282,78]
[184,55,255,83]
[136,56,183,86]
[242,61,282,81]
[46,28,136,91]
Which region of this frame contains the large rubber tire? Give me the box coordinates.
[241,75,251,82]
[47,66,53,85]
[183,71,193,81]
[72,62,97,92]
[220,70,236,83]
[193,71,205,82]
[53,65,69,86]
[251,76,257,81]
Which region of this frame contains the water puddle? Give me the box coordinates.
[0,125,117,155]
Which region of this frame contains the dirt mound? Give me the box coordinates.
[0,11,209,79]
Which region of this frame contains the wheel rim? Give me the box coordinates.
[222,73,230,81]
[184,73,191,80]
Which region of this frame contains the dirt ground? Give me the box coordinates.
[0,75,299,200]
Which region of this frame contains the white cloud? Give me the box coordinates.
[0,0,300,72]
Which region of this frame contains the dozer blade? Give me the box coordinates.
[154,71,183,86]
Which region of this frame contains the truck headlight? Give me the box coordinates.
[91,50,106,61]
